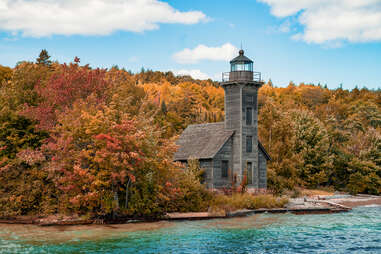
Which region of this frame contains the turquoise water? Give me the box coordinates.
[1,206,380,253]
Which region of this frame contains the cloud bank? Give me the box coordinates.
[173,69,210,80]
[173,43,238,64]
[259,0,381,44]
[0,0,207,37]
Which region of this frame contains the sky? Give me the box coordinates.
[0,0,380,90]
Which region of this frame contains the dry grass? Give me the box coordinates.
[210,193,288,213]
[300,188,335,197]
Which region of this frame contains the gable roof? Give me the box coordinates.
[174,121,271,162]
[174,122,234,161]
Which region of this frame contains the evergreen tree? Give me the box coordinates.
[36,49,52,66]
[161,100,168,115]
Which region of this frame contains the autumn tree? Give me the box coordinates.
[0,65,12,85]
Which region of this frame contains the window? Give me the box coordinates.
[246,136,252,153]
[246,95,254,104]
[246,107,252,125]
[247,162,253,184]
[221,160,229,178]
[231,62,253,71]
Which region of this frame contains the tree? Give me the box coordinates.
[22,60,109,130]
[36,49,52,66]
[292,110,332,187]
[0,65,12,85]
[160,100,168,115]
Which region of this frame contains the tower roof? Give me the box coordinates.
[230,50,253,64]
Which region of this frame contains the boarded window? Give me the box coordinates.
[221,160,229,178]
[246,107,252,125]
[246,136,252,153]
[247,162,253,184]
[246,95,254,104]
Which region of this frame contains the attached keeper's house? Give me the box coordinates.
[174,50,270,192]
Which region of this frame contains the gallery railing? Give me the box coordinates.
[222,71,261,82]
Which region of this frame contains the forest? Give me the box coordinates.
[0,51,380,219]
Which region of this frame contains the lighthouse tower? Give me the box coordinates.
[174,50,269,191]
[221,50,267,189]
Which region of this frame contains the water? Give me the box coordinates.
[1,206,380,253]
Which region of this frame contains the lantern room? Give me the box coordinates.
[230,49,253,72]
[221,49,261,83]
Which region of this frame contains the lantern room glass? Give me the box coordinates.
[231,62,253,72]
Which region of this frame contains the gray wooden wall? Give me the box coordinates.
[223,82,263,189]
[212,137,233,188]
[258,149,267,189]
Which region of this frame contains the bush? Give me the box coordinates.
[162,159,213,213]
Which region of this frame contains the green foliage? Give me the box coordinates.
[292,110,332,187]
[163,159,212,213]
[36,49,52,66]
[0,112,48,159]
[0,111,52,216]
[259,83,381,195]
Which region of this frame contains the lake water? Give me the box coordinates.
[1,206,380,253]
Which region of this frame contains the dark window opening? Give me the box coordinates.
[221,160,229,178]
[246,136,252,153]
[247,162,253,184]
[246,107,252,125]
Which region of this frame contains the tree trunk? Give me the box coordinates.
[125,179,131,209]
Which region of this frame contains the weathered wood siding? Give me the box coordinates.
[199,159,213,189]
[213,137,233,188]
[223,82,264,189]
[258,148,267,189]
[241,85,259,188]
[224,84,242,183]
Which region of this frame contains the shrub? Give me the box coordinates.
[162,159,213,213]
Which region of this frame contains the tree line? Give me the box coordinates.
[0,50,379,218]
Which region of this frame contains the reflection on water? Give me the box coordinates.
[1,206,380,254]
[0,221,174,244]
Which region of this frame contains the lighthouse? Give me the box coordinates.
[174,50,270,191]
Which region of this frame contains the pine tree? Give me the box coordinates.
[36,49,52,66]
[161,100,168,115]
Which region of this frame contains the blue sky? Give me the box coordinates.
[0,0,380,90]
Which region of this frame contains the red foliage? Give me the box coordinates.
[22,62,109,130]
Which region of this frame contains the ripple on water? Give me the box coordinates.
[0,206,380,254]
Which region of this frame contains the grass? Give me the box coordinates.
[299,188,335,197]
[209,193,288,214]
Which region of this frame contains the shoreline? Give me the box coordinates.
[0,195,379,226]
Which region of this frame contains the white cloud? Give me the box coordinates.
[173,43,238,64]
[278,20,291,33]
[173,69,210,80]
[259,0,381,44]
[0,0,207,37]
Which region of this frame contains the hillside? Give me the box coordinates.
[0,57,380,218]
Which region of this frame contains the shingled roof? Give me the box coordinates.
[174,121,271,161]
[174,122,234,161]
